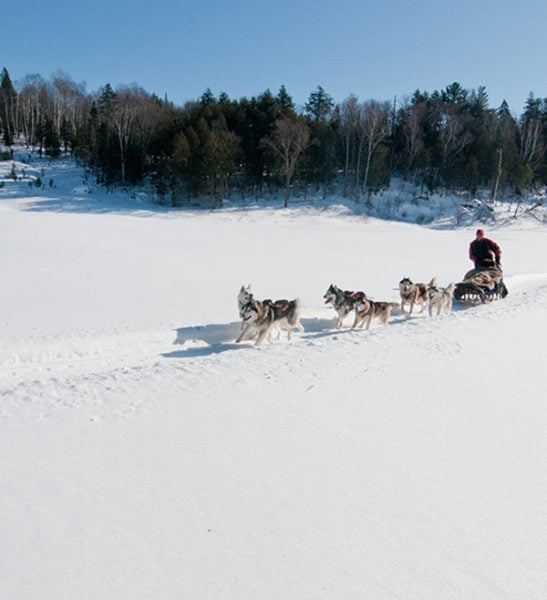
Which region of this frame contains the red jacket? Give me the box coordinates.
[469,237,501,266]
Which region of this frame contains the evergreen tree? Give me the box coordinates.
[305,86,334,122]
[218,91,230,106]
[94,85,120,183]
[276,85,295,115]
[520,93,544,181]
[0,67,17,145]
[491,100,523,199]
[43,117,61,157]
[99,83,116,108]
[442,82,468,106]
[200,88,216,106]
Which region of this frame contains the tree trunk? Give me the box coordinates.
[491,147,503,204]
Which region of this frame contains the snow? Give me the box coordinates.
[1,154,547,599]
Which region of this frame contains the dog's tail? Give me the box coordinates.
[389,302,401,310]
[445,283,456,295]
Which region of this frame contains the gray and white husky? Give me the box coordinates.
[236,297,304,345]
[237,284,253,319]
[323,284,365,329]
[236,284,258,341]
[352,295,400,330]
[427,277,455,317]
[399,277,429,315]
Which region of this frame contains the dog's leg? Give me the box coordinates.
[235,324,248,343]
[236,326,248,343]
[285,322,292,341]
[255,326,271,345]
[236,322,257,342]
[268,324,281,342]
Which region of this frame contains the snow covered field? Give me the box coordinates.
[1,156,547,599]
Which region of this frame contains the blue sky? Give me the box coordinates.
[4,0,547,115]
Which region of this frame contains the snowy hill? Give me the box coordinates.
[1,154,547,599]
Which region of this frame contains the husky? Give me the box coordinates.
[236,297,304,345]
[399,277,429,315]
[237,284,258,341]
[352,295,400,330]
[237,284,253,319]
[237,284,282,342]
[427,277,455,317]
[323,284,365,329]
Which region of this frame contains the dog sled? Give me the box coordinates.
[453,267,508,304]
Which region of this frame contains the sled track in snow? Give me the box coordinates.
[1,273,546,421]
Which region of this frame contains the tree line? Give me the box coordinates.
[2,66,547,207]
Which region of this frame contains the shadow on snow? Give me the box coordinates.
[161,311,463,359]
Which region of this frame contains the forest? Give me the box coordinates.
[1,66,547,207]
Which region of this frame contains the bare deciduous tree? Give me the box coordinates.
[261,116,310,207]
[438,106,473,170]
[401,99,427,175]
[51,70,88,151]
[109,86,140,185]
[357,100,390,195]
[339,95,360,197]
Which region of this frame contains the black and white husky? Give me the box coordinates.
[427,277,455,317]
[323,284,365,329]
[236,297,304,345]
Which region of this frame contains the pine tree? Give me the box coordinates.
[0,67,17,146]
[491,101,521,200]
[520,93,544,180]
[276,85,295,115]
[305,86,334,122]
[200,88,216,106]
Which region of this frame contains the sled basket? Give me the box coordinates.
[454,267,508,305]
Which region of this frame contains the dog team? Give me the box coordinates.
[236,276,455,345]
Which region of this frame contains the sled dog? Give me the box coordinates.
[237,284,282,342]
[399,277,429,315]
[237,284,259,341]
[237,284,253,319]
[236,297,304,345]
[323,284,365,329]
[427,277,455,317]
[352,295,400,330]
